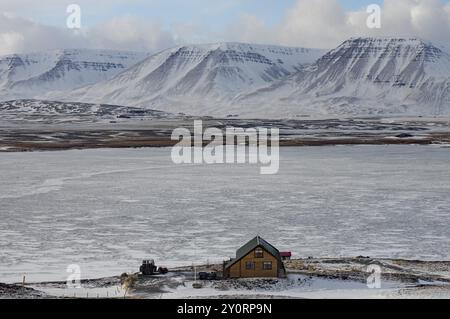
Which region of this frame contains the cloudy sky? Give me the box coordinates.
[0,0,449,55]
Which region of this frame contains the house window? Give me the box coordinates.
[245,262,255,270]
[255,248,264,258]
[263,262,272,270]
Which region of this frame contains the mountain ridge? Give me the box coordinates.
[47,42,325,114]
[2,38,450,118]
[0,49,149,101]
[235,37,450,117]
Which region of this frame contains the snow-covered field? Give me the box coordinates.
[1,145,450,284]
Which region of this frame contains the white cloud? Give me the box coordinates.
[279,0,349,48]
[88,16,175,52]
[0,13,83,55]
[1,0,450,55]
[226,0,450,49]
[0,32,25,56]
[0,12,176,55]
[224,14,273,44]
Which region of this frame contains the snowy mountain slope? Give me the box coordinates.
[3,38,450,119]
[237,38,450,117]
[0,49,148,101]
[0,99,176,124]
[49,43,325,114]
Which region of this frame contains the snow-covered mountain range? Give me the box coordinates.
[237,37,450,117]
[1,38,450,118]
[47,43,324,115]
[0,49,148,101]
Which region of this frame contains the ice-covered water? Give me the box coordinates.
[1,146,450,283]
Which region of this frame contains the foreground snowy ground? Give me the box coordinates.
[1,146,450,286]
[3,257,450,299]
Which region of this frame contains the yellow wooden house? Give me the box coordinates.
[223,236,286,279]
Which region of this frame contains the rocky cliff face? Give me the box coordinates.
[51,43,325,114]
[236,38,450,118]
[0,49,148,100]
[2,38,450,118]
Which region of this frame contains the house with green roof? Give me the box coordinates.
[223,236,286,279]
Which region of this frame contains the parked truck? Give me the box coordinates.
[140,259,168,276]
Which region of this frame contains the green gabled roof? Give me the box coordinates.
[225,236,281,269]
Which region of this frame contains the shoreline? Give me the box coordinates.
[3,257,450,299]
[1,134,449,153]
[1,116,450,152]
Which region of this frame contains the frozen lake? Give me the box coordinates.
[1,145,450,283]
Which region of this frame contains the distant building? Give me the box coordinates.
[280,252,292,261]
[223,236,286,279]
